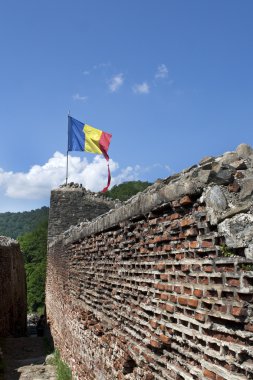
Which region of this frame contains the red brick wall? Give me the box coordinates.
[46,194,253,379]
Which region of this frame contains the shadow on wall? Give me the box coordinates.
[1,316,55,380]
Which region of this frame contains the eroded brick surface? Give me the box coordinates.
[46,144,253,380]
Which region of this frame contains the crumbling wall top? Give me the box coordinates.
[0,236,18,247]
[54,143,253,246]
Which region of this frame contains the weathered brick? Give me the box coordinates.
[166,304,175,313]
[201,240,214,248]
[181,264,190,272]
[198,277,209,285]
[174,286,182,294]
[169,295,177,303]
[189,241,199,249]
[149,320,158,329]
[179,195,192,206]
[159,334,171,345]
[159,302,167,310]
[178,297,188,306]
[203,369,216,379]
[214,304,227,313]
[184,287,192,295]
[203,265,213,273]
[156,283,166,290]
[245,323,253,332]
[187,298,198,308]
[180,217,195,227]
[150,339,161,348]
[184,227,198,237]
[143,353,154,363]
[156,263,166,271]
[144,373,155,380]
[160,293,169,301]
[169,213,181,220]
[192,264,201,272]
[227,278,240,287]
[195,312,206,322]
[216,264,235,273]
[159,323,166,331]
[231,306,247,317]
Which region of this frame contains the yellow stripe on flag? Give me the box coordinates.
[83,124,103,154]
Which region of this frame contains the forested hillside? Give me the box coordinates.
[0,206,49,238]
[106,181,151,201]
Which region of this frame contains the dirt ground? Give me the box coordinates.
[2,335,56,380]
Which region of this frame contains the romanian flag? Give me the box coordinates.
[68,116,112,192]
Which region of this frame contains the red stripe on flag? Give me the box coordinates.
[99,131,112,161]
[101,163,111,193]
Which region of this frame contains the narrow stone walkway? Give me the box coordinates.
[2,336,56,380]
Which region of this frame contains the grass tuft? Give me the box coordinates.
[53,349,72,380]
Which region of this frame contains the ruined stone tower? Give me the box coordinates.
[47,184,119,242]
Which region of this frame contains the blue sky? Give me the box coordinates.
[0,0,252,211]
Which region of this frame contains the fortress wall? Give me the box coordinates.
[0,237,27,337]
[46,144,253,380]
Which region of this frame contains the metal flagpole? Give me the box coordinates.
[65,151,69,186]
[66,111,70,185]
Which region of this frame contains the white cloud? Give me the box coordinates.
[94,62,111,70]
[155,64,168,79]
[0,152,146,200]
[132,82,150,94]
[108,73,124,92]
[112,165,141,185]
[165,164,172,172]
[72,93,88,102]
[83,70,90,75]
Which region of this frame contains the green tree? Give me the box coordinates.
[106,181,151,201]
[18,220,48,312]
